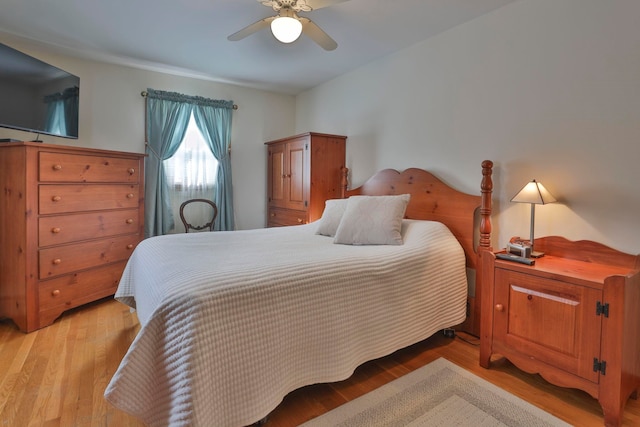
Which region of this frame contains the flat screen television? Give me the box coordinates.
[0,43,79,139]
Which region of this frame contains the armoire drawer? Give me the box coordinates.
[39,209,140,247]
[39,184,139,214]
[268,207,307,227]
[38,261,127,326]
[39,152,140,183]
[39,235,139,279]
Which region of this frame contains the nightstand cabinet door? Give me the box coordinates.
[494,268,602,383]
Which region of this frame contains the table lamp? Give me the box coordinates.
[511,179,556,258]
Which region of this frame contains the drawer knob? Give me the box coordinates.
[126,193,134,199]
[126,218,134,224]
[126,244,134,249]
[128,168,135,175]
[495,304,504,312]
[297,218,303,223]
[270,213,276,217]
[51,227,61,234]
[52,164,62,171]
[53,258,62,265]
[52,289,61,297]
[52,195,62,202]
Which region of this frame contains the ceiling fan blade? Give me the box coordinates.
[306,0,349,11]
[228,16,275,41]
[300,17,337,51]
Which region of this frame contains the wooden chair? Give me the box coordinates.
[179,199,218,232]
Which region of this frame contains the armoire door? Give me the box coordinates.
[285,137,308,211]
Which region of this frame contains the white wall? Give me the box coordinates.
[0,34,296,231]
[296,0,640,255]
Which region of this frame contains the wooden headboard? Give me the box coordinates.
[343,161,493,269]
[342,160,494,335]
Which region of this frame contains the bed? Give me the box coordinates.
[104,161,494,427]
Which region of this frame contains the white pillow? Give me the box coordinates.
[334,194,410,245]
[315,198,349,237]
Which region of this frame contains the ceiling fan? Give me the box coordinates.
[228,0,348,51]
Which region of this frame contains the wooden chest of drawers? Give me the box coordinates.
[0,142,145,332]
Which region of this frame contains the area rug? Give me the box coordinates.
[300,358,571,427]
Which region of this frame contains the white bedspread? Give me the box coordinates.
[104,220,468,427]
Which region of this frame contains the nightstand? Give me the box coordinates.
[479,236,640,427]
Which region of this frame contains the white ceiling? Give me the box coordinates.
[0,0,517,95]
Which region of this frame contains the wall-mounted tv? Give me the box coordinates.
[0,43,79,139]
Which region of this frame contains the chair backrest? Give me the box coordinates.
[179,199,218,233]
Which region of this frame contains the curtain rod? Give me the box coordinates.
[140,90,238,110]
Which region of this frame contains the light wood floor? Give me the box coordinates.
[1,298,639,426]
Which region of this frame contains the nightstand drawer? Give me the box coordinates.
[39,152,140,183]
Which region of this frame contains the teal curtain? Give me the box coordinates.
[144,89,192,237]
[144,88,235,236]
[193,100,234,231]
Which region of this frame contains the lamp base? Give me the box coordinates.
[531,250,545,258]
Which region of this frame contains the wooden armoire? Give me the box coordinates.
[265,132,346,227]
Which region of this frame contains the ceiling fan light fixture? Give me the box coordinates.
[270,16,303,43]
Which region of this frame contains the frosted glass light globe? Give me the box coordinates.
[271,16,303,43]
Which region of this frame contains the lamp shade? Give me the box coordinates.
[271,16,303,43]
[511,180,556,205]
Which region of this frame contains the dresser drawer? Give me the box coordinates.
[39,184,140,214]
[38,261,127,326]
[39,209,140,247]
[268,207,307,227]
[39,235,139,279]
[39,152,140,183]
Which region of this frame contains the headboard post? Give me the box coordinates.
[340,167,349,199]
[474,160,494,337]
[479,160,493,252]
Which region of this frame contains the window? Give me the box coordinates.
[163,112,219,232]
